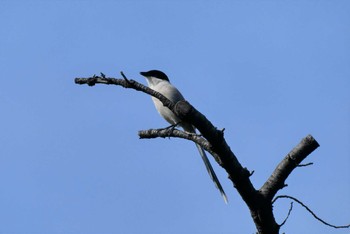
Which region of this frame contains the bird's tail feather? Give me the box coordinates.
[195,143,228,204]
[181,124,228,203]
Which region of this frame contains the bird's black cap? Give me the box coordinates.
[140,70,169,81]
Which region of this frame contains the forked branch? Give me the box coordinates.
[75,72,349,234]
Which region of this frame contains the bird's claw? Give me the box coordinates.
[160,123,179,138]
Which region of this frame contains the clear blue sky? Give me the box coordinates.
[1,1,349,233]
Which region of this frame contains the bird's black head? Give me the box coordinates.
[140,70,169,81]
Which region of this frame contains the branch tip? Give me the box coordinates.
[279,202,293,227]
[297,162,314,167]
[120,71,131,84]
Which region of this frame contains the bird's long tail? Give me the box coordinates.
[181,124,228,203]
[194,142,228,204]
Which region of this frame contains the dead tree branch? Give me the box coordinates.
[74,72,349,234]
[139,128,221,163]
[260,135,320,201]
[75,72,176,111]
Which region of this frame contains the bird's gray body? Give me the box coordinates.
[146,77,187,128]
[141,70,228,203]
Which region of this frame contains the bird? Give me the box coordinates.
[140,69,228,203]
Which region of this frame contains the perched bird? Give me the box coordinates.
[140,70,228,203]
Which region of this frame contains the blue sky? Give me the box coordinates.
[0,1,349,233]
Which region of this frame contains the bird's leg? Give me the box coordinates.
[163,123,179,131]
[159,123,180,138]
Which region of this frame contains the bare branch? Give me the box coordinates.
[75,73,175,110]
[139,128,209,148]
[273,195,350,229]
[260,135,320,200]
[138,127,223,164]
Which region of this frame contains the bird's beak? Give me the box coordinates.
[140,72,147,77]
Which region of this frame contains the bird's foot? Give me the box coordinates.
[160,123,180,137]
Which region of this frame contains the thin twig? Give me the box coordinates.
[279,202,293,227]
[120,71,131,84]
[297,162,314,167]
[273,195,350,229]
